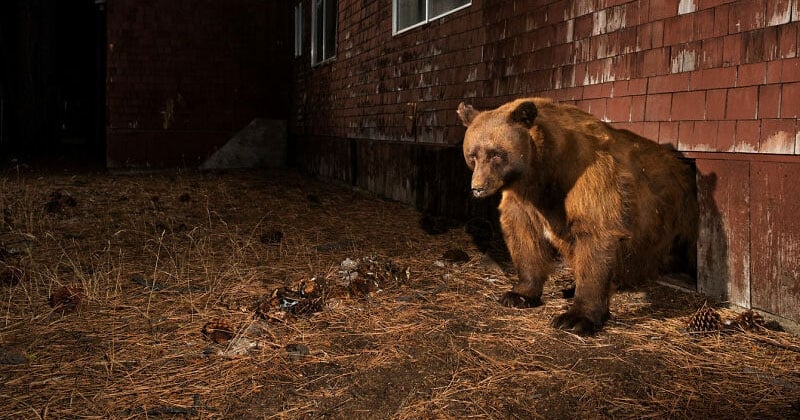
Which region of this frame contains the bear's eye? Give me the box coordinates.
[489,150,504,161]
[465,153,477,168]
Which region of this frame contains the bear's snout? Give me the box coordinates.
[471,186,488,198]
[471,185,494,198]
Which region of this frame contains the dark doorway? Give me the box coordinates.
[0,0,106,167]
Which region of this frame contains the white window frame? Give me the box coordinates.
[311,0,337,66]
[393,0,471,35]
[294,3,303,57]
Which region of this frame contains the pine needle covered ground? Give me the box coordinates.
[1,168,799,419]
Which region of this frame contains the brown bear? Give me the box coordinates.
[457,98,697,334]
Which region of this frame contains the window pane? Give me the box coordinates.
[294,4,302,57]
[396,0,425,31]
[312,0,324,63]
[324,0,337,60]
[429,0,470,18]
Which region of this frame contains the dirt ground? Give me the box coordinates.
[1,167,799,419]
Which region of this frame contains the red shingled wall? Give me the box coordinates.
[293,0,800,154]
[292,0,800,323]
[105,0,291,167]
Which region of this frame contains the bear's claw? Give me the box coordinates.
[499,292,542,308]
[552,310,608,335]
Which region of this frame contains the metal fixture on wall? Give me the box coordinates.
[405,102,417,140]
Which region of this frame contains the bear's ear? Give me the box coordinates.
[457,102,479,127]
[509,101,538,128]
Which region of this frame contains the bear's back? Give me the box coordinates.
[531,98,691,182]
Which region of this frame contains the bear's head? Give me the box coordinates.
[457,100,538,198]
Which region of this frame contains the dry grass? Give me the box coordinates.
[1,168,799,419]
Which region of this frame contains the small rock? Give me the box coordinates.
[479,253,504,273]
[286,343,309,361]
[442,248,470,263]
[0,348,27,365]
[221,337,258,357]
[764,319,784,332]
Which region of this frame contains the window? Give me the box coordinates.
[294,3,303,57]
[311,0,337,65]
[393,0,470,34]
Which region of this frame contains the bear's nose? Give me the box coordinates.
[471,187,486,198]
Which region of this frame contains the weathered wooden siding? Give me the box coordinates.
[751,161,800,322]
[294,135,496,220]
[696,158,751,307]
[695,153,800,321]
[292,136,353,183]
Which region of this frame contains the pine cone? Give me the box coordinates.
[291,277,321,299]
[256,287,301,321]
[734,309,765,331]
[286,278,324,315]
[348,275,378,298]
[256,280,326,321]
[357,256,409,288]
[49,286,83,313]
[293,297,324,315]
[687,302,721,333]
[202,318,235,344]
[256,290,288,321]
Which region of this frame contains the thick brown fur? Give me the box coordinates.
[458,98,698,334]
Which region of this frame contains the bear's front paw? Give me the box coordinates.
[552,310,608,335]
[499,292,542,308]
